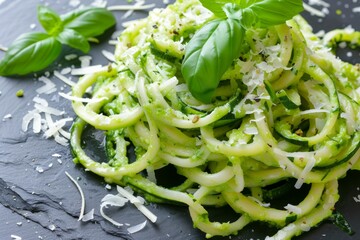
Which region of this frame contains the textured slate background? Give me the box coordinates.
[0,0,359,239]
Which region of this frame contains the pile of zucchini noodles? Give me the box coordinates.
[70,0,360,238]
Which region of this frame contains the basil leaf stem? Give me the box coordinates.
[182,0,304,103]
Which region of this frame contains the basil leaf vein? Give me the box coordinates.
[61,7,116,38]
[57,28,90,53]
[0,32,61,76]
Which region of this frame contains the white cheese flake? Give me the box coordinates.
[284,204,302,214]
[79,56,92,68]
[82,208,95,222]
[36,76,57,94]
[10,235,22,240]
[0,44,8,51]
[59,91,108,103]
[100,194,129,227]
[102,50,116,62]
[65,171,85,221]
[65,54,78,61]
[2,113,12,121]
[127,220,147,234]
[48,224,56,231]
[54,71,76,86]
[107,4,155,11]
[35,166,44,173]
[71,65,103,75]
[117,186,157,223]
[91,0,108,8]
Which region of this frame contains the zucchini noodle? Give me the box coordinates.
[69,0,360,238]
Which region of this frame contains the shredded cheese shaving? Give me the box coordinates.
[65,171,85,221]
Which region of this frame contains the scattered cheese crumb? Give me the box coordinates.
[48,224,56,231]
[36,76,57,94]
[79,55,92,68]
[54,71,76,86]
[0,45,7,51]
[2,113,12,121]
[102,50,116,62]
[65,54,78,61]
[91,0,108,8]
[10,235,22,240]
[69,0,81,7]
[71,65,103,75]
[117,186,157,223]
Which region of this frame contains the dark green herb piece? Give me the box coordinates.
[329,210,354,235]
[0,6,115,76]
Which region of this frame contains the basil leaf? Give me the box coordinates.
[57,28,90,53]
[0,32,61,76]
[37,5,63,36]
[246,0,304,28]
[182,15,244,103]
[61,7,116,37]
[199,0,238,18]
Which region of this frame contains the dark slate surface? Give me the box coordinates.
[0,0,359,239]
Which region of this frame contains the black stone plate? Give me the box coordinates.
[0,0,359,239]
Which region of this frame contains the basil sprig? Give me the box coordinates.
[0,6,115,76]
[181,0,304,103]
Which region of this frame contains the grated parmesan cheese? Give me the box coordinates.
[65,171,86,221]
[0,44,8,51]
[82,208,95,222]
[36,76,57,94]
[117,186,158,223]
[79,56,92,68]
[10,235,22,240]
[107,3,155,11]
[59,91,108,103]
[54,71,76,86]
[100,194,129,227]
[65,54,78,61]
[91,0,108,8]
[71,65,103,75]
[101,50,116,62]
[127,220,147,234]
[303,2,326,17]
[284,204,302,214]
